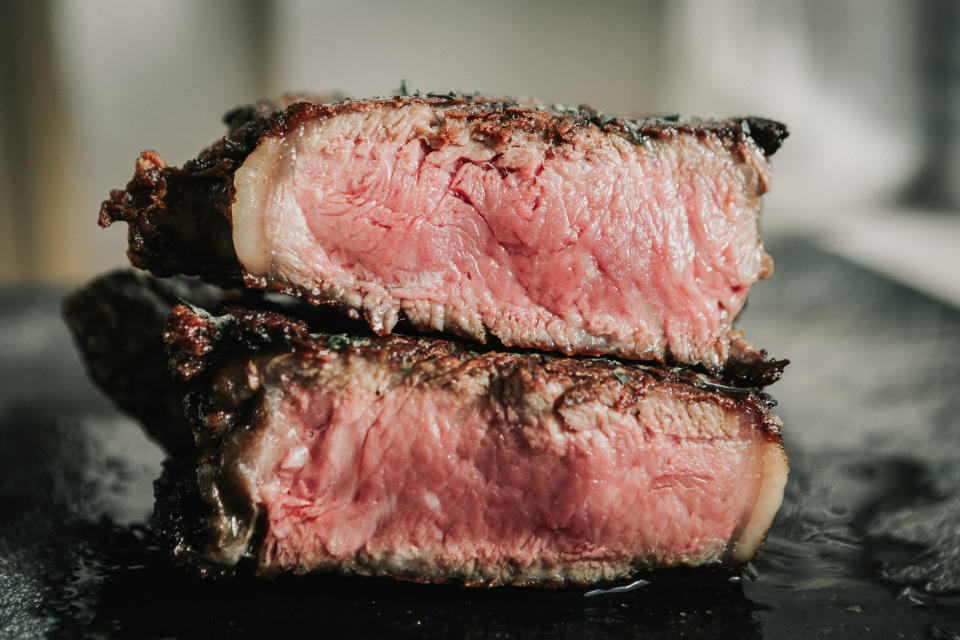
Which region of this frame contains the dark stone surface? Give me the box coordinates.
[1,237,959,638]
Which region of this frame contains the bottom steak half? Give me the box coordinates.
[67,273,788,586]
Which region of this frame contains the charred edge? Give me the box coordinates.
[256,96,788,155]
[99,145,245,283]
[721,352,790,388]
[152,457,247,579]
[156,337,279,577]
[162,300,316,382]
[631,115,789,158]
[735,117,790,157]
[164,305,228,381]
[61,270,213,456]
[62,270,255,456]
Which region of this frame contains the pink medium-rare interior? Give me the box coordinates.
[232,105,772,367]
[248,380,775,582]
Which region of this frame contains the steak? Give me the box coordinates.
[62,271,219,455]
[64,272,787,585]
[62,271,366,455]
[166,301,785,585]
[100,95,788,385]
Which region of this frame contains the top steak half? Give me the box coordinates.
[101,95,788,384]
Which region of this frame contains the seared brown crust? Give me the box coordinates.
[151,457,215,574]
[62,271,225,455]
[212,94,789,159]
[99,149,243,283]
[248,96,788,155]
[166,302,784,438]
[723,333,789,388]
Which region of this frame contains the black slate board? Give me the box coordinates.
[2,237,959,638]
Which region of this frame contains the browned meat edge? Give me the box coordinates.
[62,271,219,455]
[163,296,783,419]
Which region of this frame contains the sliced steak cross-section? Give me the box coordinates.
[100,95,788,385]
[158,300,787,585]
[64,272,788,585]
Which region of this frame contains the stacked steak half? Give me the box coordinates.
[66,94,789,586]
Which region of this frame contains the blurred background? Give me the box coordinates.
[4,3,960,634]
[0,0,957,301]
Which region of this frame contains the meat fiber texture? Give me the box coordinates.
[99,95,788,385]
[152,300,786,586]
[63,273,786,586]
